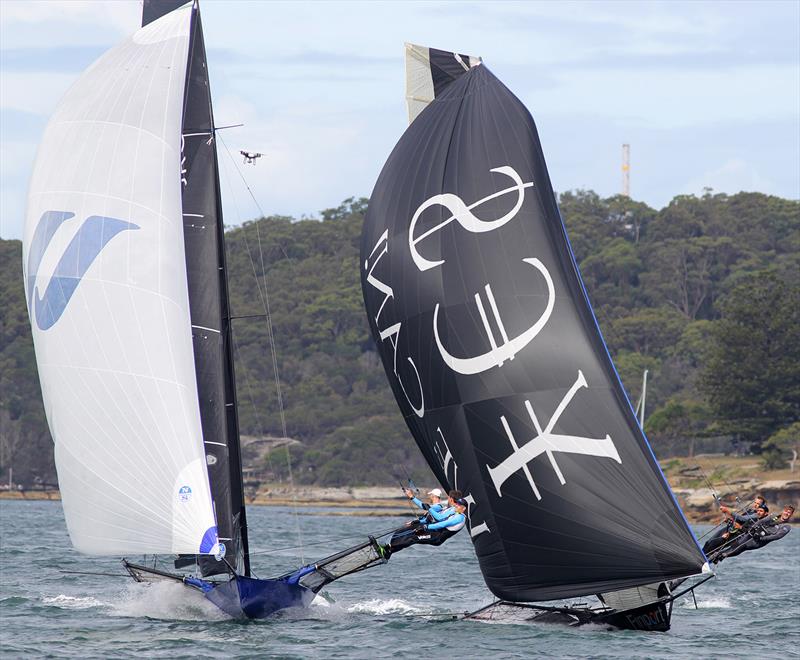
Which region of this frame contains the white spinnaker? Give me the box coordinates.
[22,5,218,556]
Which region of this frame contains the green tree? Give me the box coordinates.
[700,271,800,448]
[2,189,796,485]
[0,240,55,485]
[641,237,737,320]
[761,422,800,471]
[581,238,641,296]
[609,307,687,356]
[645,397,710,457]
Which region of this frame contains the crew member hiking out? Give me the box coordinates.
[405,487,445,516]
[380,494,468,558]
[703,499,768,556]
[715,505,795,562]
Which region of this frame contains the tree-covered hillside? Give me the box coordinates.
[1,191,798,487]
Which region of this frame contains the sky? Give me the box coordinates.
[1,0,798,240]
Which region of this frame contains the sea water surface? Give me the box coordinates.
[1,500,798,659]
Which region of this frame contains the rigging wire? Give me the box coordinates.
[230,330,278,481]
[691,464,752,541]
[216,134,293,264]
[715,471,745,509]
[218,133,305,563]
[216,152,278,483]
[398,469,424,517]
[693,463,746,512]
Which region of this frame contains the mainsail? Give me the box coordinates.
[361,46,707,602]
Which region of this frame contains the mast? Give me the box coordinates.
[205,12,252,576]
[181,3,250,577]
[145,0,250,577]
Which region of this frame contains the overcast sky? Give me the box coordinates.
[1,0,798,239]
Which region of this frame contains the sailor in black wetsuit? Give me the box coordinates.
[703,498,767,556]
[717,505,794,561]
[706,505,770,561]
[382,496,468,558]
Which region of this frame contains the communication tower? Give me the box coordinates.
[622,143,630,197]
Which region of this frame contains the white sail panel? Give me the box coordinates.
[405,43,435,125]
[22,4,219,556]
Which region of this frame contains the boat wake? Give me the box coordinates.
[110,581,231,621]
[679,596,732,609]
[42,594,105,610]
[346,598,425,616]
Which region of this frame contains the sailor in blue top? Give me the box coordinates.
[405,487,445,518]
[382,494,468,557]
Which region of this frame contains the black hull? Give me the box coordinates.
[590,599,672,632]
[464,574,712,632]
[465,598,672,632]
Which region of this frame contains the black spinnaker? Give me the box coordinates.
[361,50,707,602]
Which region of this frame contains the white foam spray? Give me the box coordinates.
[110,581,231,621]
[42,594,105,610]
[347,598,424,616]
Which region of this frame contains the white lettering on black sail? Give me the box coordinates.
[434,428,489,537]
[488,371,622,499]
[464,494,490,538]
[378,323,424,417]
[364,230,393,325]
[364,228,425,417]
[409,166,533,272]
[433,258,555,375]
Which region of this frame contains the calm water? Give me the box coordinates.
[1,500,798,659]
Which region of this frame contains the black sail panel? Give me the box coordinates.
[427,46,477,96]
[175,6,249,577]
[141,0,188,27]
[361,63,706,602]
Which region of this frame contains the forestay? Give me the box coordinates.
[362,52,707,602]
[22,5,218,556]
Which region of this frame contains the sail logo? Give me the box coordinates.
[409,166,555,376]
[26,211,139,331]
[434,258,555,375]
[364,229,426,417]
[487,371,622,500]
[178,485,192,502]
[408,165,533,272]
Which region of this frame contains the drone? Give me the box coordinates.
[240,150,262,165]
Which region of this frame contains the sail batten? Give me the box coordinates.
[363,54,705,602]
